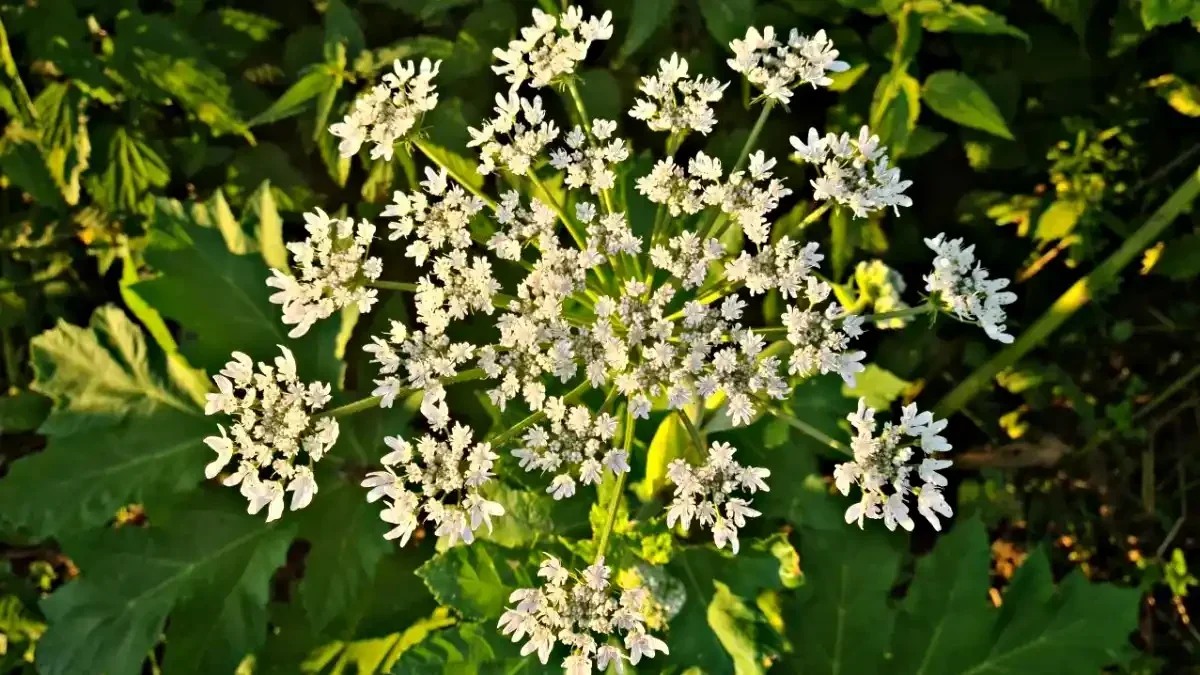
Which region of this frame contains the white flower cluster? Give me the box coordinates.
[577,202,641,256]
[924,233,1018,344]
[513,405,630,499]
[329,58,440,161]
[835,399,954,531]
[629,53,727,135]
[650,231,724,289]
[498,555,669,672]
[384,167,487,266]
[361,424,504,546]
[469,93,560,176]
[727,27,849,104]
[492,7,613,90]
[266,208,381,338]
[666,441,770,554]
[790,126,913,218]
[638,151,791,244]
[203,347,337,522]
[362,319,475,426]
[550,120,629,195]
[781,276,867,386]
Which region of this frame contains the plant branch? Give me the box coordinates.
[935,164,1200,418]
[595,406,634,562]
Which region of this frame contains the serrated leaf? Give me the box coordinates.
[244,181,289,270]
[298,479,392,633]
[0,132,66,210]
[781,526,900,674]
[891,517,996,675]
[89,127,170,216]
[1140,0,1200,29]
[416,541,538,621]
[37,498,293,675]
[617,0,676,63]
[920,3,1029,44]
[923,70,1014,140]
[0,307,210,538]
[478,482,591,548]
[34,81,90,206]
[132,199,341,381]
[388,621,526,674]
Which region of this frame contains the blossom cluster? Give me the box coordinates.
[203,346,337,521]
[835,399,954,531]
[267,208,381,338]
[629,53,727,135]
[666,441,770,554]
[512,405,630,499]
[924,233,1018,343]
[728,27,849,103]
[492,7,613,90]
[361,424,504,546]
[329,58,440,161]
[498,556,669,671]
[790,126,913,218]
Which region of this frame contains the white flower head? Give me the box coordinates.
[789,125,912,218]
[629,53,727,135]
[924,233,1018,343]
[203,346,339,521]
[666,441,769,553]
[329,58,441,160]
[498,555,668,669]
[836,398,955,531]
[727,27,849,104]
[267,209,382,337]
[492,7,613,90]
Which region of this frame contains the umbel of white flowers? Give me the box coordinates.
[197,5,1027,670]
[203,346,337,521]
[498,555,669,671]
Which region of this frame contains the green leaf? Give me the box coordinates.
[1034,199,1086,242]
[919,3,1030,44]
[89,127,170,216]
[698,0,756,46]
[250,69,337,127]
[869,69,921,155]
[577,68,623,123]
[891,517,996,675]
[635,413,691,502]
[109,12,252,140]
[617,0,676,63]
[959,549,1140,674]
[37,497,293,675]
[0,132,67,210]
[922,70,1014,140]
[324,0,367,60]
[905,126,948,157]
[388,622,526,674]
[477,482,592,548]
[132,199,341,381]
[664,537,796,672]
[244,181,289,270]
[416,541,538,621]
[1148,74,1200,117]
[34,81,90,206]
[0,391,50,433]
[0,307,210,538]
[297,480,392,633]
[781,526,900,674]
[1140,0,1200,29]
[842,364,910,409]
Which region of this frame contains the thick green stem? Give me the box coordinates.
[595,407,634,562]
[935,164,1200,418]
[768,405,850,455]
[370,280,419,292]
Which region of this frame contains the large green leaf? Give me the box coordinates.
[37,498,292,675]
[132,198,342,381]
[922,71,1014,140]
[920,3,1030,44]
[1140,0,1200,29]
[616,0,676,64]
[891,518,995,675]
[34,81,90,206]
[88,127,170,216]
[416,541,538,621]
[782,526,901,674]
[698,0,755,47]
[664,536,797,673]
[298,479,393,633]
[0,307,210,538]
[388,622,527,674]
[869,69,921,155]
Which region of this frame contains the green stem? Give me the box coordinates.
[697,101,775,240]
[794,202,833,234]
[676,408,706,452]
[935,164,1200,418]
[370,280,419,292]
[859,302,936,325]
[595,407,634,562]
[413,139,497,210]
[314,368,487,420]
[768,405,850,455]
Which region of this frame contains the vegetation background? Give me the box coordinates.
[1,0,1198,673]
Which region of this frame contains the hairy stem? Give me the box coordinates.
[936,164,1200,418]
[595,406,634,562]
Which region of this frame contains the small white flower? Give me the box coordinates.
[665,441,768,549]
[924,233,1018,343]
[728,27,849,104]
[629,53,726,135]
[789,125,912,218]
[330,58,441,160]
[492,8,613,89]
